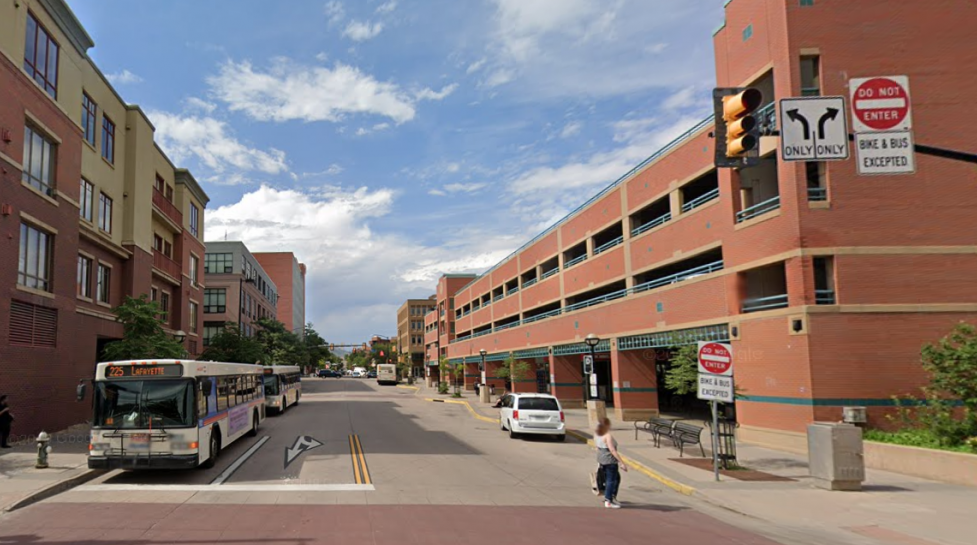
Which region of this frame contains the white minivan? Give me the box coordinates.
[498,393,566,441]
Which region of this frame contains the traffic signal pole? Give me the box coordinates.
[760,130,977,165]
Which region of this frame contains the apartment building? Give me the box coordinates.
[422,275,476,385]
[440,0,977,448]
[254,252,306,336]
[202,241,278,345]
[0,0,208,435]
[397,296,436,377]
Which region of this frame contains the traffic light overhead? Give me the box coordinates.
[713,87,763,168]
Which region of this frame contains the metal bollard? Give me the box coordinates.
[35,431,51,469]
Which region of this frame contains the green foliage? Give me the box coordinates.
[101,295,185,361]
[199,322,264,364]
[663,345,699,395]
[864,428,977,454]
[255,318,306,365]
[921,322,977,412]
[438,382,449,394]
[493,355,531,381]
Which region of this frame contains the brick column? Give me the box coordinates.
[551,354,585,409]
[610,347,659,422]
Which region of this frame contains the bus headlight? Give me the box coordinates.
[171,441,199,450]
[89,443,110,453]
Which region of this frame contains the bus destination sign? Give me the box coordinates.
[106,364,184,378]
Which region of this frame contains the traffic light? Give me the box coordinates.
[713,87,763,168]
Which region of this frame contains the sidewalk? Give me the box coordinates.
[0,424,102,513]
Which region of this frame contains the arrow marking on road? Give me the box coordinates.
[284,435,324,469]
[818,108,839,139]
[786,109,811,140]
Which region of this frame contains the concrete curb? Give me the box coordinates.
[3,468,106,513]
[424,398,499,424]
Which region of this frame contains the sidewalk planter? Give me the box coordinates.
[863,441,977,487]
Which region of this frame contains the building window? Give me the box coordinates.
[80,178,94,221]
[189,203,199,237]
[800,56,821,96]
[154,174,165,195]
[203,323,223,346]
[190,255,199,285]
[189,302,198,333]
[101,115,115,164]
[163,240,172,259]
[96,264,110,304]
[204,288,226,313]
[24,12,59,98]
[22,125,56,197]
[18,223,52,292]
[160,292,170,322]
[151,287,158,302]
[166,185,173,200]
[153,234,163,253]
[82,93,98,145]
[98,193,112,233]
[77,255,92,299]
[205,253,233,273]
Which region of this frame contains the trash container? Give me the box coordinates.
[807,422,865,491]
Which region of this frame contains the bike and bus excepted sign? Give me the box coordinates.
[850,76,912,133]
[697,342,733,376]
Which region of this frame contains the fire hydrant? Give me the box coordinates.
[35,431,51,469]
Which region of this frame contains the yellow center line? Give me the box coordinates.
[349,435,362,484]
[354,434,372,485]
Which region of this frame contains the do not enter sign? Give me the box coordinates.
[697,341,733,376]
[850,76,912,132]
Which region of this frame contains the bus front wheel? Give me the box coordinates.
[202,428,221,469]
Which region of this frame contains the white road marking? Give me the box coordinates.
[210,435,269,485]
[77,483,375,492]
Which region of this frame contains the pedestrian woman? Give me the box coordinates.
[594,417,627,508]
[0,395,13,448]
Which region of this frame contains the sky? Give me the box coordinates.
[70,0,725,343]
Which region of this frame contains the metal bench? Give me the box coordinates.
[634,417,676,447]
[669,422,705,457]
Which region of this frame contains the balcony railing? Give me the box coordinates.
[493,294,504,302]
[481,300,491,308]
[462,309,471,317]
[736,195,781,223]
[454,334,472,342]
[815,289,836,305]
[494,321,522,332]
[522,278,538,289]
[540,267,560,280]
[472,329,492,338]
[632,260,724,294]
[152,188,183,226]
[522,308,563,324]
[808,187,827,201]
[682,187,720,213]
[506,286,520,296]
[631,212,671,237]
[594,236,624,255]
[153,250,181,279]
[757,102,776,133]
[742,294,789,313]
[564,288,629,313]
[564,254,588,268]
[801,87,820,97]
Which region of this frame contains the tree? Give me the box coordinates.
[663,345,699,395]
[101,295,185,361]
[494,355,531,383]
[301,323,332,369]
[255,318,306,365]
[199,323,264,364]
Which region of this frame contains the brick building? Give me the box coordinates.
[202,241,278,346]
[439,0,977,449]
[423,275,477,386]
[397,296,436,377]
[253,252,306,337]
[0,0,208,436]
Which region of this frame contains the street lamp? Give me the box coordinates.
[584,333,600,402]
[173,330,187,343]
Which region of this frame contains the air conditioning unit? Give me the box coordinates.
[842,406,867,424]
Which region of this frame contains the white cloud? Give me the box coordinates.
[147,111,288,175]
[559,120,582,139]
[428,189,447,196]
[376,1,397,14]
[208,59,432,124]
[325,1,345,24]
[343,20,384,41]
[106,69,142,84]
[645,42,668,54]
[185,97,217,114]
[315,52,329,62]
[414,83,458,101]
[443,182,487,193]
[466,58,487,74]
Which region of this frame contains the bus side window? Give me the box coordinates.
[244,375,252,401]
[236,376,245,405]
[217,378,229,412]
[197,378,211,419]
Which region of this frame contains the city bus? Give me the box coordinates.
[376,363,397,385]
[85,359,265,470]
[263,365,302,413]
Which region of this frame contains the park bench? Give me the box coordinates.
[634,417,676,446]
[634,418,705,457]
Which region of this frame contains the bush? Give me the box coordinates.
[438,383,449,395]
[864,428,976,454]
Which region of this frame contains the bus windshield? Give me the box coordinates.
[93,379,194,429]
[263,375,280,396]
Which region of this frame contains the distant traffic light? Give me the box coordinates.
[713,87,763,168]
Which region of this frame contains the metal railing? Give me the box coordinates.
[736,195,781,223]
[564,288,629,313]
[807,187,827,201]
[757,102,776,133]
[494,321,521,332]
[522,278,538,288]
[815,289,836,305]
[540,267,560,280]
[493,294,504,302]
[506,286,520,296]
[453,334,472,343]
[742,294,789,313]
[631,212,671,237]
[462,309,471,316]
[472,329,492,338]
[593,236,624,255]
[681,187,720,213]
[801,87,820,97]
[632,260,724,294]
[522,308,562,324]
[564,254,588,268]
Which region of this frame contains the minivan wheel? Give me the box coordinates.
[508,422,517,439]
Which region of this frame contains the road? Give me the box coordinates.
[0,378,799,544]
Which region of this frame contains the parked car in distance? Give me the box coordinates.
[498,393,565,441]
[366,371,377,379]
[317,369,341,378]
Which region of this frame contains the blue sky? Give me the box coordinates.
[71,0,725,342]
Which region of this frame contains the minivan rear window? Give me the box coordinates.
[517,398,559,411]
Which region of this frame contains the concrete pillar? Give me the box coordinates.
[610,347,660,422]
[479,385,491,404]
[587,399,607,430]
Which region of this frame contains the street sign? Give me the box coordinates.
[697,373,734,403]
[697,341,734,376]
[582,354,594,375]
[589,373,598,398]
[850,76,912,132]
[855,130,916,175]
[779,96,850,162]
